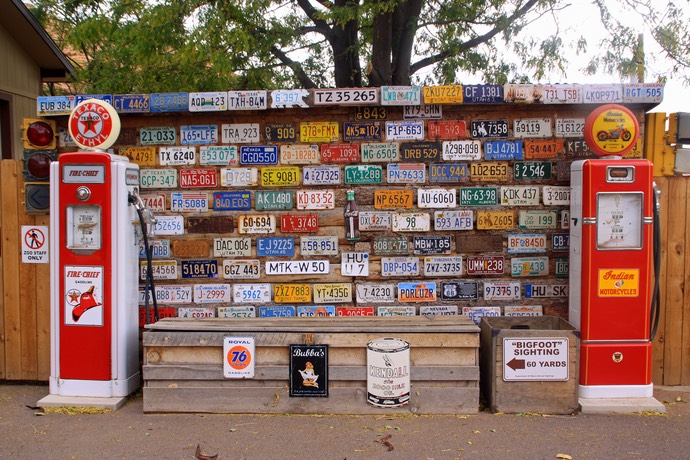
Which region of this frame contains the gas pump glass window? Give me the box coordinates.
[595,192,643,250]
[66,205,102,251]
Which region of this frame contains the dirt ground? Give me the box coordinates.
[1,383,689,460]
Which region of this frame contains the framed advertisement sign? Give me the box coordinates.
[289,345,328,397]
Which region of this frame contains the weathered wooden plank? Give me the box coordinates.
[145,379,478,389]
[651,177,669,384]
[35,213,51,381]
[683,178,690,385]
[0,161,5,379]
[1,160,21,379]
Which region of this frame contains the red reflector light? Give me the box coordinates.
[27,152,52,180]
[26,121,55,147]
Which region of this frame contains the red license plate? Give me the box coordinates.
[428,120,467,139]
[466,256,505,275]
[179,168,218,187]
[336,306,374,317]
[280,213,318,232]
[321,143,359,163]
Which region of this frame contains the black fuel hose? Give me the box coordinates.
[129,194,159,323]
[649,185,662,341]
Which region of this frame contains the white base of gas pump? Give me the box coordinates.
[578,384,665,414]
[39,372,141,410]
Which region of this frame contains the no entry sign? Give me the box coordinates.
[503,338,569,381]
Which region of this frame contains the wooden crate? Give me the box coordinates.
[143,315,480,414]
[480,316,579,414]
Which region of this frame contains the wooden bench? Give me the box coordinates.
[143,315,480,414]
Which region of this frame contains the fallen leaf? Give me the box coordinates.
[229,428,237,432]
[473,430,480,434]
[676,396,686,403]
[375,434,394,451]
[556,454,572,460]
[195,444,218,460]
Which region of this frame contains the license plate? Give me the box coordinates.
[171,239,209,258]
[400,141,441,162]
[555,118,585,137]
[373,236,409,255]
[514,161,552,180]
[180,168,217,188]
[296,189,335,210]
[140,193,166,212]
[140,126,176,145]
[261,166,301,187]
[220,167,259,187]
[423,85,463,104]
[177,307,212,318]
[313,283,353,303]
[344,165,383,184]
[264,123,297,142]
[139,260,177,280]
[320,143,359,163]
[213,191,250,211]
[194,284,232,304]
[519,210,558,229]
[171,192,208,212]
[120,147,156,166]
[300,236,338,256]
[513,118,552,138]
[429,163,469,183]
[397,282,437,302]
[188,91,227,111]
[343,122,382,142]
[37,95,75,115]
[387,163,426,184]
[466,256,504,275]
[200,146,238,166]
[113,94,150,113]
[255,190,293,211]
[503,84,542,103]
[524,139,564,159]
[138,239,170,259]
[256,237,295,257]
[381,85,421,105]
[434,210,473,231]
[551,233,570,251]
[503,306,543,317]
[59,128,77,148]
[542,84,582,103]
[469,162,509,181]
[476,210,515,230]
[222,259,260,279]
[428,120,467,139]
[381,257,420,276]
[313,88,378,105]
[623,83,664,103]
[359,211,392,231]
[507,234,547,254]
[153,216,184,235]
[181,260,219,279]
[354,106,388,121]
[420,305,459,316]
[281,213,318,232]
[442,140,482,160]
[564,139,592,157]
[470,119,509,138]
[561,210,570,229]
[392,212,431,232]
[150,92,188,112]
[403,104,442,119]
[441,281,478,300]
[300,121,339,142]
[336,306,375,317]
[418,188,456,208]
[221,123,260,143]
[217,306,256,318]
[160,147,196,166]
[483,281,521,300]
[385,121,424,140]
[297,306,337,317]
[377,306,416,316]
[511,256,550,276]
[484,140,523,160]
[500,186,539,206]
[458,187,499,206]
[341,252,369,276]
[238,214,276,234]
[180,124,218,145]
[140,285,192,304]
[233,283,271,303]
[280,145,320,164]
[524,284,569,298]
[424,256,462,276]
[259,306,296,317]
[355,283,395,303]
[266,260,329,275]
[555,258,569,278]
[542,186,570,205]
[583,84,623,103]
[463,307,501,325]
[213,237,251,257]
[240,146,278,165]
[274,283,312,303]
[302,165,341,185]
[226,90,268,110]
[463,84,504,103]
[413,235,452,255]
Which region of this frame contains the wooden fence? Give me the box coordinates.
[1,159,689,385]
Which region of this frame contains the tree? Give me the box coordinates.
[32,0,690,94]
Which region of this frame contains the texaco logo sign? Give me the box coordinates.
[68,99,121,150]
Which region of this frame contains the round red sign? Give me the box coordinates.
[68,99,121,150]
[583,104,639,157]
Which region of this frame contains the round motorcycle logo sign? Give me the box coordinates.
[584,104,639,157]
[68,98,121,150]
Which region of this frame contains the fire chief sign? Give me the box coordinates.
[502,338,569,381]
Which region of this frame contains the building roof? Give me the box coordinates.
[3,0,75,81]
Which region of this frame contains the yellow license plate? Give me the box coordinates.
[260,166,301,187]
[300,122,339,143]
[470,162,510,181]
[119,147,156,166]
[477,210,515,230]
[423,85,464,104]
[313,283,352,303]
[273,283,312,303]
[374,190,414,209]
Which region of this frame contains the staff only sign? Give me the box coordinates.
[503,338,569,381]
[21,225,49,263]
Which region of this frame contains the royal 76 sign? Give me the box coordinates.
[223,336,255,378]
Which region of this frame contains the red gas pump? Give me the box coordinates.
[570,105,661,400]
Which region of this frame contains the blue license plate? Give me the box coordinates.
[240,146,278,165]
[429,163,469,183]
[463,84,504,103]
[259,306,296,317]
[256,237,295,257]
[112,94,150,113]
[180,125,218,145]
[181,260,219,279]
[343,122,383,142]
[213,191,250,211]
[75,94,113,105]
[551,233,570,251]
[37,96,75,115]
[484,140,523,160]
[150,92,189,112]
[297,306,336,317]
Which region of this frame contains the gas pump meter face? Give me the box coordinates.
[66,205,102,251]
[596,192,643,249]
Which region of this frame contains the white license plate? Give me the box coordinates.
[222,259,260,279]
[153,216,184,235]
[226,91,268,110]
[542,186,571,205]
[583,84,623,103]
[178,307,215,318]
[623,83,663,103]
[377,306,416,316]
[355,283,395,303]
[189,91,227,111]
[302,165,341,185]
[139,260,177,280]
[170,192,208,212]
[140,193,166,212]
[180,125,218,145]
[232,283,271,303]
[220,167,259,187]
[403,104,442,119]
[361,142,400,162]
[313,88,378,105]
[213,237,251,257]
[503,305,543,317]
[385,121,424,140]
[380,85,421,105]
[359,211,391,231]
[511,256,549,276]
[423,256,463,276]
[387,163,426,184]
[434,210,473,230]
[193,284,232,303]
[313,283,353,303]
[300,236,338,256]
[140,285,192,304]
[555,118,585,137]
[442,140,482,160]
[519,210,558,229]
[237,214,276,234]
[296,189,335,210]
[420,305,458,316]
[381,257,420,276]
[265,260,330,275]
[221,123,260,143]
[541,84,582,103]
[525,284,569,298]
[140,126,176,145]
[483,281,521,300]
[392,212,431,232]
[500,186,539,206]
[513,118,552,138]
[418,188,456,208]
[462,306,501,325]
[138,239,171,259]
[341,252,369,276]
[140,168,177,189]
[200,146,238,166]
[507,234,547,254]
[217,306,256,318]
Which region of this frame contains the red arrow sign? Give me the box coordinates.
[506,358,526,371]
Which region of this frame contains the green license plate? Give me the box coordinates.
[344,165,383,184]
[458,187,499,206]
[513,161,553,180]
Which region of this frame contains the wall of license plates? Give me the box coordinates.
[41,82,663,325]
